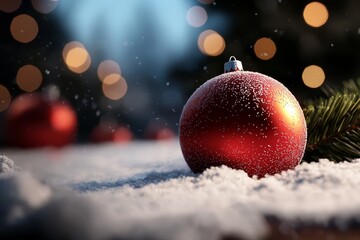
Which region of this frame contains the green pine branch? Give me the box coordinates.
[302,79,360,163]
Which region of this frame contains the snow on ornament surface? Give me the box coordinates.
[179,57,307,177]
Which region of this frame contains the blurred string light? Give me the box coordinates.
[198,30,225,56]
[0,0,21,13]
[97,60,121,82]
[31,0,58,14]
[62,41,91,74]
[186,6,207,27]
[16,65,43,92]
[254,37,276,60]
[102,74,128,100]
[0,85,11,112]
[10,14,39,43]
[303,2,329,28]
[302,65,325,88]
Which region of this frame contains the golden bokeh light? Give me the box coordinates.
[0,85,11,112]
[97,60,121,82]
[62,41,91,74]
[186,6,207,27]
[16,65,43,92]
[31,0,58,14]
[0,0,22,13]
[10,14,39,43]
[198,30,226,56]
[102,74,128,100]
[66,48,88,68]
[254,37,277,60]
[302,65,325,88]
[303,2,329,28]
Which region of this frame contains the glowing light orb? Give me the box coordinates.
[254,37,276,60]
[198,30,225,56]
[303,2,329,28]
[16,65,43,92]
[102,74,128,100]
[0,0,22,13]
[302,65,325,88]
[0,85,11,112]
[186,6,207,27]
[97,60,121,82]
[10,14,39,43]
[31,0,58,14]
[63,41,91,74]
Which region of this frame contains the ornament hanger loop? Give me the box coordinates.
[229,56,236,61]
[224,56,243,73]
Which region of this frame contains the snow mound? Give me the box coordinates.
[0,172,52,226]
[0,172,116,240]
[3,142,360,239]
[0,155,17,174]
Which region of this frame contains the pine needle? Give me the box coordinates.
[302,79,360,163]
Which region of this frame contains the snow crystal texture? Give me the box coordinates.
[2,140,360,239]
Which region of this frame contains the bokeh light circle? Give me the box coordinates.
[97,60,121,82]
[302,65,325,88]
[198,30,226,56]
[31,0,58,14]
[10,14,39,43]
[186,6,207,27]
[198,0,214,4]
[254,37,277,60]
[102,74,128,100]
[66,48,88,68]
[0,85,11,112]
[303,2,329,28]
[62,41,91,74]
[0,0,22,13]
[16,65,43,92]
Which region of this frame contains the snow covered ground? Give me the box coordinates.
[1,140,360,240]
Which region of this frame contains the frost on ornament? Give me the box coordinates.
[179,56,307,177]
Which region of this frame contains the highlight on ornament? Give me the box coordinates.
[179,56,307,177]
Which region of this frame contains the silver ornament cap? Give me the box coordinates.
[224,56,243,73]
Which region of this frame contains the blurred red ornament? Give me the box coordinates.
[145,123,176,141]
[179,57,307,177]
[90,121,133,143]
[4,93,77,148]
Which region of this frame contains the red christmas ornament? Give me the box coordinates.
[4,93,77,148]
[145,122,176,141]
[90,121,133,143]
[151,127,176,141]
[179,57,307,177]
